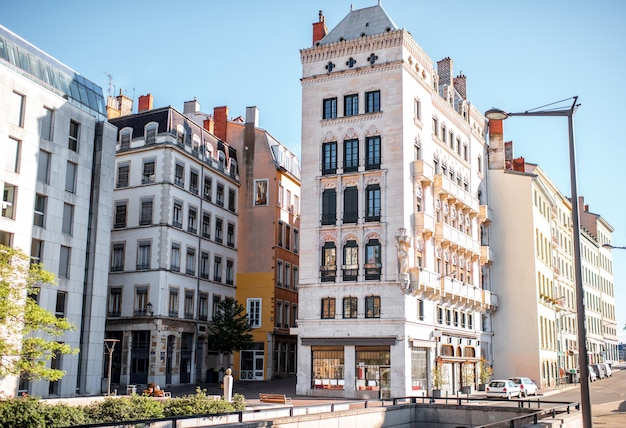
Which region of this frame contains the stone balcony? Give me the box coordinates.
[434,222,481,254]
[434,174,479,213]
[411,160,434,184]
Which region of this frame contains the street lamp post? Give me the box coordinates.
[485,96,592,428]
[104,339,119,396]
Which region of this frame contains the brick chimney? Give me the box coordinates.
[106,89,133,119]
[138,94,153,113]
[213,106,228,141]
[487,119,505,170]
[453,73,467,100]
[312,10,328,45]
[511,157,525,172]
[504,141,513,170]
[203,118,214,134]
[437,57,453,89]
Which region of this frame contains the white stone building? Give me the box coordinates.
[295,4,495,399]
[105,95,239,389]
[0,25,117,397]
[487,121,618,387]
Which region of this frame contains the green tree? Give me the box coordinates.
[0,245,77,382]
[207,298,253,366]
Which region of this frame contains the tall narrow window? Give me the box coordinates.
[227,223,235,247]
[365,90,380,113]
[414,98,422,121]
[202,212,211,238]
[293,229,299,254]
[6,137,21,173]
[142,160,155,184]
[215,218,223,243]
[277,260,283,286]
[343,139,359,172]
[226,260,234,285]
[117,163,129,188]
[228,189,236,212]
[200,252,209,279]
[173,201,183,228]
[321,242,336,282]
[321,297,336,319]
[55,291,67,317]
[365,239,382,280]
[417,299,424,321]
[135,286,148,315]
[216,184,224,206]
[344,94,358,116]
[2,184,16,219]
[59,246,70,278]
[343,297,358,319]
[343,186,358,224]
[322,142,337,175]
[174,162,184,187]
[321,189,336,225]
[188,207,197,233]
[145,123,157,145]
[140,198,153,225]
[37,150,51,183]
[365,296,381,318]
[34,194,46,227]
[186,247,196,275]
[68,120,80,152]
[199,293,208,320]
[169,288,179,316]
[114,201,127,228]
[254,179,267,205]
[120,129,131,149]
[323,97,337,119]
[189,169,199,194]
[108,287,122,317]
[10,92,25,127]
[213,256,222,282]
[137,241,151,270]
[170,243,181,272]
[31,239,43,265]
[203,177,212,201]
[111,243,125,272]
[342,240,358,281]
[247,298,261,328]
[366,184,381,222]
[62,203,73,235]
[365,136,381,170]
[184,291,194,319]
[65,161,77,193]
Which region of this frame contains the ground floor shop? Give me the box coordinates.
[235,334,297,381]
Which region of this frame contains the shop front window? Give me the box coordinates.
[312,347,344,390]
[355,347,390,391]
[411,347,428,392]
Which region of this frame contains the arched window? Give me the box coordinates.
[342,240,358,281]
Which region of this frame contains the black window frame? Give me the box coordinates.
[321,297,336,319]
[323,97,337,119]
[365,296,381,318]
[366,184,381,222]
[343,186,358,224]
[322,142,337,175]
[321,241,336,282]
[365,136,381,170]
[344,94,358,117]
[365,90,380,113]
[343,297,358,319]
[343,138,359,172]
[321,189,336,226]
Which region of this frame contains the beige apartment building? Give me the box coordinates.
[487,119,618,387]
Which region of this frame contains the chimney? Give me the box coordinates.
[511,157,525,172]
[203,118,214,134]
[487,119,505,170]
[213,106,228,141]
[453,73,467,100]
[138,94,153,113]
[106,89,133,119]
[312,10,328,45]
[437,57,453,89]
[184,98,200,115]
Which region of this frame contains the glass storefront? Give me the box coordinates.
[411,347,428,391]
[312,347,344,389]
[355,347,390,391]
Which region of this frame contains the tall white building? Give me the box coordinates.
[487,121,618,387]
[296,4,495,399]
[105,95,239,389]
[0,25,117,397]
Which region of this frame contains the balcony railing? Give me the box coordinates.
[434,174,479,213]
[434,222,481,254]
[320,266,336,282]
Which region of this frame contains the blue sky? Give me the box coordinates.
[4,0,626,342]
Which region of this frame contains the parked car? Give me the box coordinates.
[485,379,522,399]
[508,377,538,397]
[591,364,606,380]
[588,366,597,382]
[601,362,612,377]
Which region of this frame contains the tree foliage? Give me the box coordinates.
[207,298,253,356]
[0,245,78,382]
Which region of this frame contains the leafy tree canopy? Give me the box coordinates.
[207,298,253,356]
[0,245,78,382]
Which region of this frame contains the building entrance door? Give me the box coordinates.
[240,349,265,380]
[379,366,391,399]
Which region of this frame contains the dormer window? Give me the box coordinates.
[176,125,185,146]
[120,128,132,149]
[145,123,157,145]
[217,151,226,170]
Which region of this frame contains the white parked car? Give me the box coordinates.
[508,377,538,397]
[486,379,522,399]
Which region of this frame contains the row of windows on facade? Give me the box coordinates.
[320,296,381,319]
[27,238,72,279]
[321,186,381,225]
[435,305,477,331]
[276,259,299,290]
[111,241,234,284]
[321,136,381,175]
[9,91,81,150]
[113,198,236,248]
[431,116,470,162]
[118,124,237,177]
[277,221,299,253]
[116,160,237,213]
[320,239,381,282]
[108,285,224,320]
[322,90,380,120]
[3,155,82,226]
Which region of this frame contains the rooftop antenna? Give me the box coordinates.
[103,72,114,97]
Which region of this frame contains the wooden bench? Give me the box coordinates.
[259,393,292,404]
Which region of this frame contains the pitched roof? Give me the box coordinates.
[319,3,398,45]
